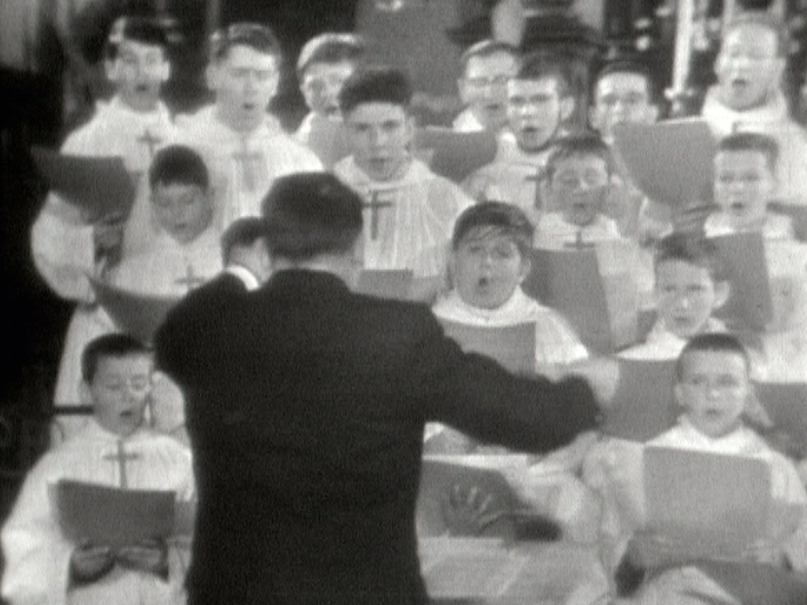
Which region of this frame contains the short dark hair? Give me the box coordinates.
[513,53,571,98]
[452,201,534,257]
[459,39,519,74]
[654,232,727,282]
[722,12,788,58]
[221,216,268,264]
[592,59,654,103]
[262,172,363,261]
[338,66,413,115]
[674,332,751,383]
[716,132,779,171]
[82,333,151,383]
[105,16,172,61]
[545,133,616,181]
[149,145,209,191]
[296,33,365,78]
[210,22,282,63]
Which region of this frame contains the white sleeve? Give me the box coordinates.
[1,459,75,605]
[30,194,96,303]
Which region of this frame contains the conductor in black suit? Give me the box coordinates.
[155,172,614,605]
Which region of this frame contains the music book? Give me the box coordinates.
[711,231,774,330]
[30,146,137,223]
[611,119,716,209]
[770,201,807,242]
[416,456,527,539]
[413,127,498,183]
[634,447,772,567]
[697,559,807,605]
[355,269,413,300]
[303,115,351,168]
[438,320,536,376]
[523,244,639,355]
[52,480,175,549]
[603,359,678,442]
[754,382,807,459]
[90,277,179,345]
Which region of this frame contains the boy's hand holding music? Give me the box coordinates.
[562,357,621,411]
[70,540,114,583]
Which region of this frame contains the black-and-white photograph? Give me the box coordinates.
[1,1,807,603]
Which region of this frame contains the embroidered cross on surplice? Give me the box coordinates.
[103,439,140,489]
[363,188,395,240]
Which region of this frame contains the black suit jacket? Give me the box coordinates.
[155,269,600,605]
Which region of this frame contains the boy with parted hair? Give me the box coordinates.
[462,54,575,224]
[333,66,473,279]
[125,22,322,254]
[1,334,195,605]
[452,39,520,133]
[294,32,365,143]
[31,15,177,417]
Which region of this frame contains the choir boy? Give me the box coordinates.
[1,334,195,605]
[462,55,575,224]
[452,39,519,133]
[294,32,365,144]
[704,132,807,381]
[333,66,473,279]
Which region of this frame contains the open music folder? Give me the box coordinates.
[603,359,679,442]
[438,319,536,376]
[523,244,639,355]
[52,480,176,549]
[30,146,137,223]
[612,119,717,210]
[634,447,772,567]
[711,231,774,331]
[90,277,179,345]
[413,127,498,183]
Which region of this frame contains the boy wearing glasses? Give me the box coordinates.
[294,32,365,144]
[452,39,519,133]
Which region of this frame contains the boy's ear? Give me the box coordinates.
[713,280,731,310]
[587,104,601,132]
[457,78,470,105]
[673,381,686,409]
[156,61,171,82]
[560,95,575,123]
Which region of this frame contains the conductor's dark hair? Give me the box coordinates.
[262,172,363,261]
[545,133,616,181]
[674,332,751,383]
[221,216,268,264]
[654,232,727,282]
[452,201,534,257]
[717,132,780,171]
[82,333,151,383]
[338,66,413,115]
[149,145,210,191]
[210,22,282,63]
[105,16,171,61]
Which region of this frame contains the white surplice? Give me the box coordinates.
[333,156,473,277]
[461,132,551,225]
[1,421,195,605]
